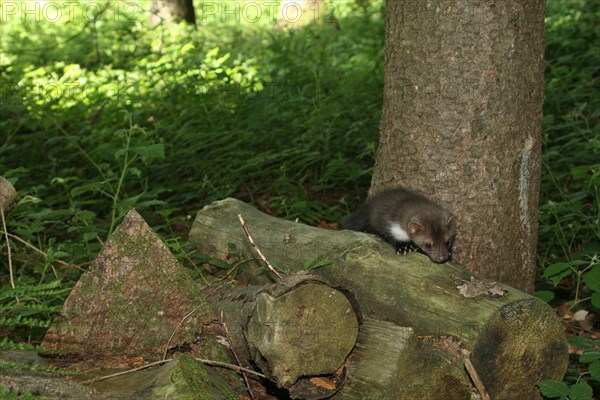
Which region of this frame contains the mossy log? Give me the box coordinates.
[332,317,470,400]
[189,198,568,400]
[205,273,360,399]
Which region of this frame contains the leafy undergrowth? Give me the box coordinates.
[0,0,382,362]
[536,0,600,398]
[0,0,598,398]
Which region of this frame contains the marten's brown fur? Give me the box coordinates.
[342,188,458,263]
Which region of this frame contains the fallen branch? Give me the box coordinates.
[83,357,267,385]
[0,230,85,273]
[195,358,267,379]
[237,213,283,279]
[464,357,491,400]
[162,307,199,361]
[223,316,256,400]
[1,208,16,295]
[83,359,173,385]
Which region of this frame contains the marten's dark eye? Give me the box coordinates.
[424,242,432,249]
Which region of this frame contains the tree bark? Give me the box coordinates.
[189,198,567,400]
[149,0,196,27]
[373,0,545,292]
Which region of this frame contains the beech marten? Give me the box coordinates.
[342,188,458,263]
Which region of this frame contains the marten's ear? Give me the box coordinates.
[408,221,424,235]
[447,215,459,231]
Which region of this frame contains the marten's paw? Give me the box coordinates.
[395,243,419,255]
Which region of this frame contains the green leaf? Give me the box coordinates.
[589,360,600,381]
[70,181,105,197]
[83,231,99,241]
[311,259,333,269]
[302,256,317,270]
[568,381,593,400]
[77,210,97,221]
[567,336,600,350]
[583,266,600,293]
[538,380,569,398]
[303,257,333,271]
[543,114,556,125]
[591,292,600,309]
[136,143,165,162]
[129,166,142,178]
[544,262,574,286]
[570,164,597,180]
[534,290,555,303]
[544,263,571,277]
[0,385,19,399]
[51,251,69,259]
[579,350,600,363]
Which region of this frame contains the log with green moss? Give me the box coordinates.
[189,198,568,400]
[206,273,360,399]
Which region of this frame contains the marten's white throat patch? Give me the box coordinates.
[388,222,410,242]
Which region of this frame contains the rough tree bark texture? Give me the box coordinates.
[373,1,545,292]
[189,198,568,400]
[149,0,196,27]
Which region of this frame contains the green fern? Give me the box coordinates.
[0,281,69,347]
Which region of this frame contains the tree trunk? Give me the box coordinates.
[373,0,545,292]
[149,0,196,27]
[189,198,568,400]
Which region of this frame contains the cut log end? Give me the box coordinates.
[247,283,359,387]
[472,298,568,400]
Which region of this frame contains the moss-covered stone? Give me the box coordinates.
[178,355,238,400]
[42,209,215,362]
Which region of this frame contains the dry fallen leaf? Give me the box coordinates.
[309,377,337,390]
[419,335,468,364]
[573,309,589,322]
[457,276,508,298]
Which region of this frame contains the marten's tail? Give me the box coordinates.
[340,205,374,234]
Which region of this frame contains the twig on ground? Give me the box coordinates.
[83,359,172,384]
[162,307,199,361]
[220,258,261,282]
[237,213,283,279]
[222,312,257,400]
[82,356,266,386]
[0,230,85,273]
[464,357,491,400]
[1,208,17,302]
[194,358,266,379]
